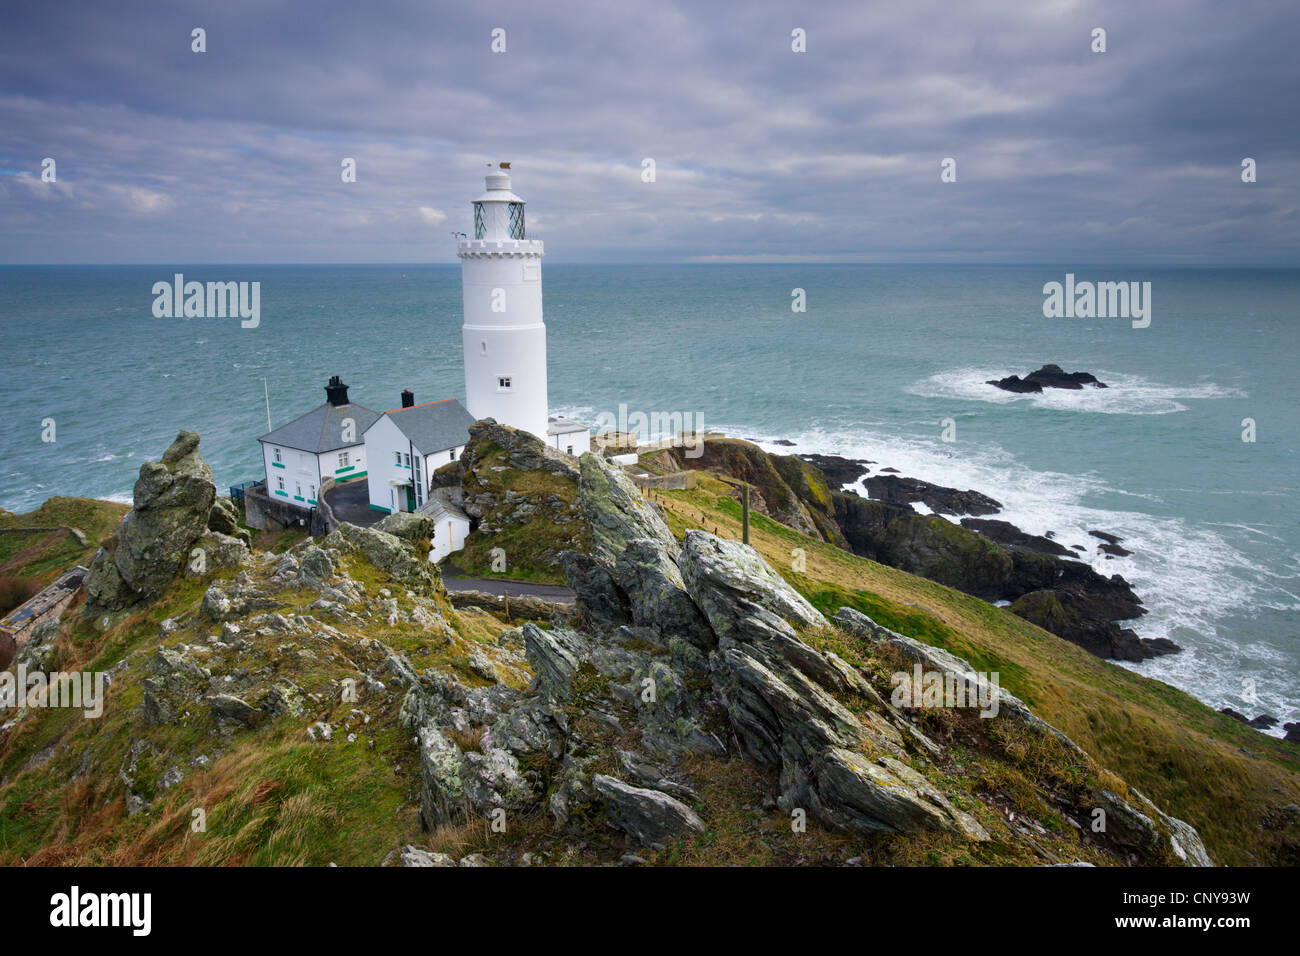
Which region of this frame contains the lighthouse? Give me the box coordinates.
[458,166,549,441]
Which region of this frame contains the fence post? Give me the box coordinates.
[742,483,750,545]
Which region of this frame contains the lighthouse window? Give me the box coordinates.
[473,202,486,239]
[339,451,350,468]
[395,452,402,466]
[273,448,282,464]
[498,376,512,391]
[507,203,525,239]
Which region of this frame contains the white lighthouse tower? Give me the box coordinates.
[458,165,549,441]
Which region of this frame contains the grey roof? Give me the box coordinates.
[376,398,476,455]
[419,496,468,524]
[259,402,381,453]
[548,416,588,435]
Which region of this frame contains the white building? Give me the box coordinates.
[458,166,589,456]
[258,376,379,510]
[548,416,590,456]
[422,497,471,564]
[363,390,477,516]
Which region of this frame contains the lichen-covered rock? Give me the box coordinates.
[326,522,434,589]
[297,546,335,590]
[376,511,435,546]
[400,846,457,867]
[183,531,249,578]
[262,681,307,719]
[679,530,826,640]
[592,773,705,845]
[562,455,712,646]
[580,453,678,562]
[141,646,208,726]
[522,623,587,700]
[207,693,259,727]
[1095,788,1213,866]
[86,430,218,610]
[208,496,250,546]
[417,723,538,830]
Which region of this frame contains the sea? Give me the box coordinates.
[1,263,1296,730]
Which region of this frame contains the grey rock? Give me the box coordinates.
[376,511,435,545]
[680,530,827,641]
[207,693,258,727]
[86,430,218,611]
[297,546,335,589]
[417,723,537,830]
[400,845,457,867]
[592,773,705,845]
[263,681,307,719]
[563,455,713,646]
[522,623,588,700]
[326,522,434,589]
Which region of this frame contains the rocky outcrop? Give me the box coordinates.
[987,364,1108,393]
[960,518,1073,557]
[681,531,987,841]
[324,522,435,590]
[828,489,1167,661]
[1010,589,1178,662]
[832,607,1209,865]
[863,475,1002,517]
[450,419,588,577]
[86,431,220,611]
[798,453,873,489]
[562,454,712,647]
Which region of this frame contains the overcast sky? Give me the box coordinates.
[1,0,1296,264]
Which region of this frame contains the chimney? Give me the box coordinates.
[401,389,415,408]
[325,375,349,407]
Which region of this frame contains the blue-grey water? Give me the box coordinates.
[1,264,1296,729]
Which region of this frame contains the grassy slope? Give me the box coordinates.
[0,498,129,584]
[646,474,1300,866]
[0,539,532,866]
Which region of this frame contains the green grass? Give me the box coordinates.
[0,497,129,584]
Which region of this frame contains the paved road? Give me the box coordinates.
[325,479,383,527]
[440,575,575,604]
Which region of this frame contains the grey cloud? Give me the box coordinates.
[1,0,1296,263]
